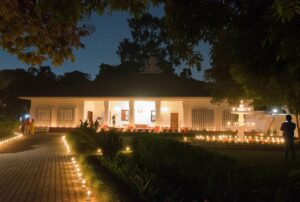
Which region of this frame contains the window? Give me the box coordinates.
[58,107,75,127]
[151,110,156,122]
[222,109,238,129]
[192,107,215,130]
[35,107,51,126]
[121,110,129,121]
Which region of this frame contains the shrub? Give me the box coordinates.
[97,131,122,159]
[0,118,19,139]
[67,128,99,153]
[67,128,123,158]
[97,154,184,201]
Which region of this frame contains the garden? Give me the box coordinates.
[0,115,19,140]
[66,128,300,202]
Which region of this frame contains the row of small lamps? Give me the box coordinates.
[0,132,23,145]
[183,135,285,144]
[62,136,93,201]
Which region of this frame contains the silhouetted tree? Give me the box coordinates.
[58,71,90,86]
[96,13,202,79]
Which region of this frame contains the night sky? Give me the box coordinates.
[0,7,211,80]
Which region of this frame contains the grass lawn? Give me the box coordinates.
[191,141,300,173]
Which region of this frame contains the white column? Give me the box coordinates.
[103,100,109,126]
[155,100,161,126]
[215,108,222,131]
[51,106,57,127]
[129,100,135,126]
[183,101,191,128]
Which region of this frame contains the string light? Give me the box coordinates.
[86,190,92,201]
[61,136,93,201]
[194,135,284,144]
[97,148,103,155]
[0,132,23,145]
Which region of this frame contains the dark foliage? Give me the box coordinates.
[97,131,123,159]
[0,67,91,118]
[67,128,122,158]
[0,117,19,139]
[67,130,300,202]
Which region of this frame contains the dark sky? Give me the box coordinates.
[0,7,211,80]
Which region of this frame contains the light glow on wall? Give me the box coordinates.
[161,107,168,112]
[134,101,155,125]
[114,106,121,111]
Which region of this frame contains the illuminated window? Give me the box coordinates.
[58,107,75,127]
[192,107,215,130]
[121,110,129,121]
[35,107,51,126]
[222,109,238,129]
[151,110,156,122]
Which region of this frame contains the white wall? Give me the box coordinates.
[134,101,155,126]
[183,99,223,130]
[31,98,84,127]
[83,101,95,121]
[161,101,183,127]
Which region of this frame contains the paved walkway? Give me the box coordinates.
[0,134,87,202]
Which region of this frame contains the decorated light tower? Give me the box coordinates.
[229,100,255,139]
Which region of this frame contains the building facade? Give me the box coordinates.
[20,72,297,136]
[22,96,238,131]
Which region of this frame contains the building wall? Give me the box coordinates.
[30,98,84,127]
[134,101,155,126]
[183,99,231,131]
[27,97,298,137]
[161,101,184,127]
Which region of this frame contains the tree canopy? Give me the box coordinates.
[0,0,160,66]
[96,13,202,79]
[0,67,91,118]
[1,0,300,113]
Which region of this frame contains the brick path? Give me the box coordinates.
[0,134,88,202]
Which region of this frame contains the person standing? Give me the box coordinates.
[280,115,296,160]
[29,119,35,135]
[24,118,30,135]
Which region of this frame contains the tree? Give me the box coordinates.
[180,68,192,79]
[167,0,300,134]
[96,13,202,78]
[0,0,159,66]
[0,66,58,118]
[0,67,92,118]
[118,13,179,73]
[58,71,90,86]
[0,69,35,118]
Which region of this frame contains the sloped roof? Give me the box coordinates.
[23,73,210,97]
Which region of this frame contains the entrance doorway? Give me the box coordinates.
[87,111,93,122]
[170,113,179,131]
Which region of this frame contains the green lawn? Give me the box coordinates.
[191,141,300,173]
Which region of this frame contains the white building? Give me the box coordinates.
[19,63,297,136]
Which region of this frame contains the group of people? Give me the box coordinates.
[21,118,35,135]
[80,117,101,131]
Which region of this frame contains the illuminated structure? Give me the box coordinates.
[19,61,297,136]
[229,100,255,139]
